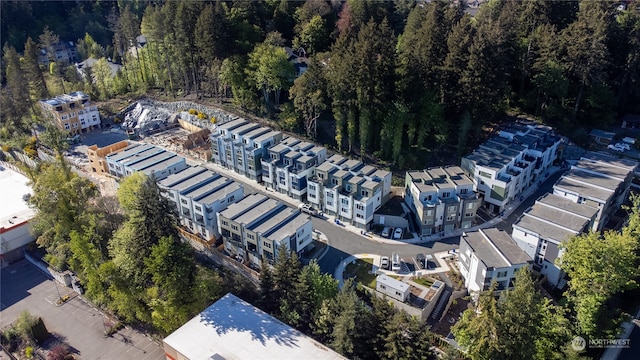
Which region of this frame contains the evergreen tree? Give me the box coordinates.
[23,37,49,99]
[2,45,31,132]
[259,258,277,314]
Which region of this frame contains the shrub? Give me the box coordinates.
[197,112,206,119]
[47,345,69,360]
[25,346,34,358]
[188,108,197,115]
[210,116,217,124]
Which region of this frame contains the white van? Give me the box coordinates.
[391,252,401,272]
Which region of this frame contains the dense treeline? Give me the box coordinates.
[2,0,639,168]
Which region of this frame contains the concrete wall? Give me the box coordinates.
[373,214,408,229]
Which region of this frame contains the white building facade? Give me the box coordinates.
[105,143,187,180]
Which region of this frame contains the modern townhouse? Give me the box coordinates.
[404,166,481,237]
[461,122,561,214]
[553,152,637,231]
[511,193,598,288]
[38,40,77,66]
[105,143,187,180]
[307,154,391,229]
[458,228,532,295]
[159,166,244,245]
[217,194,312,266]
[210,118,283,181]
[261,136,327,201]
[39,91,100,135]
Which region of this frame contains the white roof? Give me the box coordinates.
[0,166,35,230]
[376,274,410,292]
[163,293,345,360]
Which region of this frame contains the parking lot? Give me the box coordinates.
[0,260,165,360]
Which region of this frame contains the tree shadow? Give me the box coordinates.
[40,332,80,357]
[198,294,300,348]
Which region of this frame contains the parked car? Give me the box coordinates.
[380,256,389,270]
[616,142,631,151]
[391,252,401,272]
[381,227,392,238]
[608,143,625,152]
[416,253,426,269]
[298,203,318,216]
[392,227,403,240]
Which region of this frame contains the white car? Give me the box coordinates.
[393,227,403,240]
[608,144,625,152]
[616,143,631,151]
[381,227,392,238]
[298,203,318,216]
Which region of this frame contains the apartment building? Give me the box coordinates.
[86,140,129,174]
[553,152,637,231]
[307,154,391,229]
[105,143,187,180]
[512,193,598,288]
[261,136,327,201]
[404,166,481,237]
[218,194,312,266]
[210,118,283,181]
[458,228,532,295]
[159,166,244,244]
[461,123,561,213]
[39,92,100,135]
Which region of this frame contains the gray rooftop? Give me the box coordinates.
[160,167,219,193]
[574,156,636,181]
[462,228,531,268]
[193,180,241,205]
[524,202,591,233]
[513,215,578,244]
[138,155,184,176]
[536,193,599,220]
[219,194,269,220]
[554,177,613,203]
[183,176,230,201]
[233,198,281,225]
[159,166,208,188]
[217,118,248,131]
[128,151,177,171]
[248,206,297,234]
[563,169,622,192]
[264,212,311,242]
[106,143,153,161]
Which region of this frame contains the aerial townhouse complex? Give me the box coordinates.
[39,91,101,135]
[404,166,481,237]
[105,143,187,180]
[159,166,244,246]
[261,136,327,201]
[217,194,312,266]
[307,154,392,229]
[461,122,561,214]
[552,152,637,231]
[511,193,599,287]
[458,228,532,295]
[210,118,283,181]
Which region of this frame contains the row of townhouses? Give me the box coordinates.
[218,193,313,266]
[39,92,101,135]
[307,154,392,229]
[404,166,481,236]
[459,151,638,295]
[461,123,562,213]
[209,117,392,230]
[105,143,187,181]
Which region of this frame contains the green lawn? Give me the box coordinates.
[343,258,377,288]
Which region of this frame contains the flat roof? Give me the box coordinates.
[231,123,260,136]
[376,274,409,292]
[0,166,35,230]
[265,212,310,242]
[574,157,636,181]
[106,143,153,161]
[159,166,209,189]
[163,293,345,360]
[582,152,638,172]
[536,193,599,220]
[164,169,220,193]
[233,198,280,225]
[524,202,590,233]
[217,118,248,131]
[193,181,242,205]
[462,228,530,268]
[248,206,296,234]
[127,150,175,170]
[513,215,578,244]
[562,169,622,192]
[219,194,269,220]
[140,155,184,175]
[554,177,613,202]
[254,130,281,143]
[183,176,230,200]
[117,146,164,166]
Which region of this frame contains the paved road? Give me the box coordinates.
[496,169,567,233]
